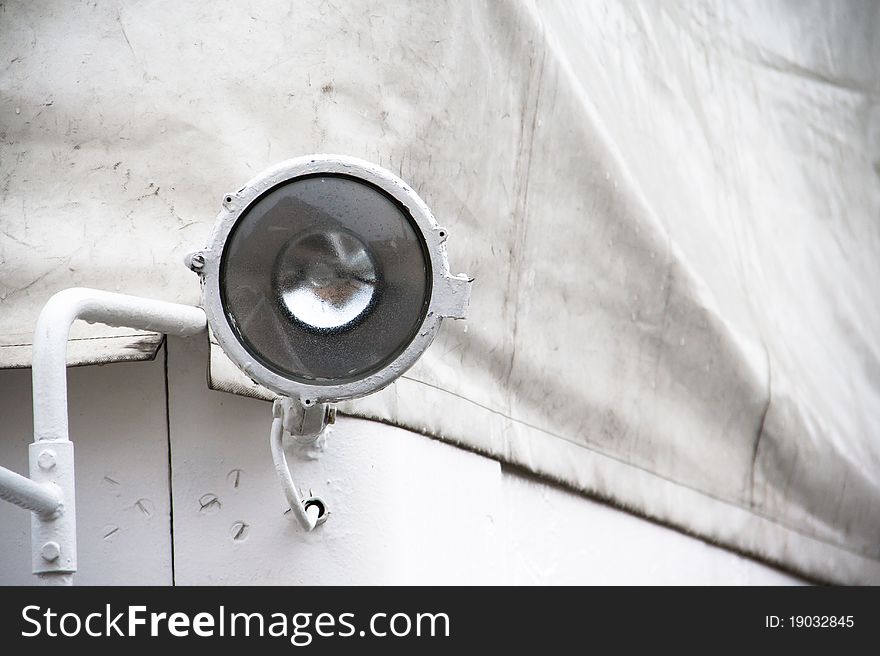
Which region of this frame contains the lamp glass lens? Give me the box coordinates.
[220,174,431,385]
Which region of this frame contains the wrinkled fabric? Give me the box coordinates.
[1,0,878,582]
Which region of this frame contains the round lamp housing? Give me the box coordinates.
[193,155,471,405]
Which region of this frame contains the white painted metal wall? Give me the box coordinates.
[0,335,800,585]
[0,349,172,584]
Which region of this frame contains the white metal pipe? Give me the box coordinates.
[33,287,207,443]
[26,287,207,585]
[0,466,63,516]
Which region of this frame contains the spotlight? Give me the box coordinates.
[188,155,472,530]
[190,155,472,406]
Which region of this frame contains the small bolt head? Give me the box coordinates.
[185,252,206,272]
[40,541,61,562]
[37,450,56,471]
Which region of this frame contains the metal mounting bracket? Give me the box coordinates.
[29,440,76,583]
[269,397,332,531]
